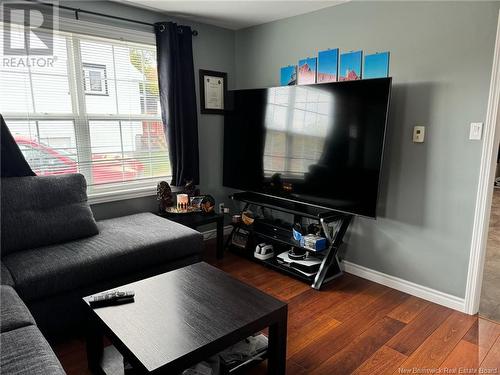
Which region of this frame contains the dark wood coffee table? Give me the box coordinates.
[83,262,288,374]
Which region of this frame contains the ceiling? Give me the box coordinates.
[117,0,347,30]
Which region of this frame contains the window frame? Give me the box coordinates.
[2,28,168,204]
[82,63,109,96]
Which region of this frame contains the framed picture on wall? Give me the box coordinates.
[364,52,390,79]
[199,69,227,114]
[339,50,362,81]
[297,57,317,85]
[280,65,297,86]
[317,48,339,83]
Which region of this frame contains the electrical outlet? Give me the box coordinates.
[469,122,483,140]
[219,203,225,214]
[223,207,230,214]
[413,126,425,143]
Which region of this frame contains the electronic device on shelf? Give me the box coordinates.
[276,251,323,276]
[254,219,293,242]
[254,243,274,260]
[223,78,392,219]
[288,247,307,260]
[231,228,250,249]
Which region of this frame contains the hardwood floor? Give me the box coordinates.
[54,241,500,374]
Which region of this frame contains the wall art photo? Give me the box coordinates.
[280,65,297,86]
[339,50,362,81]
[317,48,338,83]
[364,52,390,79]
[297,57,317,85]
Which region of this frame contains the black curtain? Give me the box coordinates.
[155,22,199,186]
[1,114,35,177]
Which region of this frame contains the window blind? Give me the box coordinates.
[0,22,169,201]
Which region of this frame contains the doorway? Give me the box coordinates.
[479,147,500,322]
[465,9,500,315]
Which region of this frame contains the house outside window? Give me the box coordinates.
[83,63,109,96]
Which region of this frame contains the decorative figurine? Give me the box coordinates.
[190,195,216,214]
[269,173,283,192]
[156,181,174,212]
[183,179,200,198]
[200,195,215,213]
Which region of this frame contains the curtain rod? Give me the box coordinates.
[29,1,199,36]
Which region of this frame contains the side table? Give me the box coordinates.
[157,211,225,259]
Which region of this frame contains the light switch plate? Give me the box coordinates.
[469,122,483,140]
[413,126,425,143]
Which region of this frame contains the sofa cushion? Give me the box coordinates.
[1,262,15,286]
[0,286,35,333]
[1,174,99,255]
[0,325,66,375]
[3,213,203,302]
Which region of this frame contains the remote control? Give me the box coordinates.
[88,290,135,308]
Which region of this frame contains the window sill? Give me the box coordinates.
[87,183,183,205]
[88,186,157,205]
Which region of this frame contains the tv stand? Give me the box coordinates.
[226,192,353,290]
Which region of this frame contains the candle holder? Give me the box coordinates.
[176,194,189,212]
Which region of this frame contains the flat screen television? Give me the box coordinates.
[223,78,392,218]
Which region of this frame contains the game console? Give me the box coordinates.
[276,251,322,275]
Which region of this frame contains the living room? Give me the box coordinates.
[1,1,500,374]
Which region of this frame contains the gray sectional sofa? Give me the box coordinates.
[0,173,204,374]
[1,285,65,374]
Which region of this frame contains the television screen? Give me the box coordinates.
[223,78,391,218]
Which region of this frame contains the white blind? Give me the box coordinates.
[0,22,170,200]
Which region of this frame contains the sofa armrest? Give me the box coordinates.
[1,262,14,287]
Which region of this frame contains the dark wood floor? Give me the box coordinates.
[54,241,500,374]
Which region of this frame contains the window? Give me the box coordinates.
[263,86,330,178]
[83,63,108,96]
[0,23,170,201]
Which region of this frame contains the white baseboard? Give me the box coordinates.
[342,261,467,313]
[200,226,467,313]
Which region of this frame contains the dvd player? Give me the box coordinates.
[254,219,293,241]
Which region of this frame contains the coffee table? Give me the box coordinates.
[83,262,288,374]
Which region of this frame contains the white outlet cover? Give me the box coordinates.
[413,126,425,143]
[469,122,483,140]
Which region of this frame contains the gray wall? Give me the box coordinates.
[61,1,237,220]
[234,1,499,298]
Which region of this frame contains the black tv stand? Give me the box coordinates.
[226,192,353,290]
